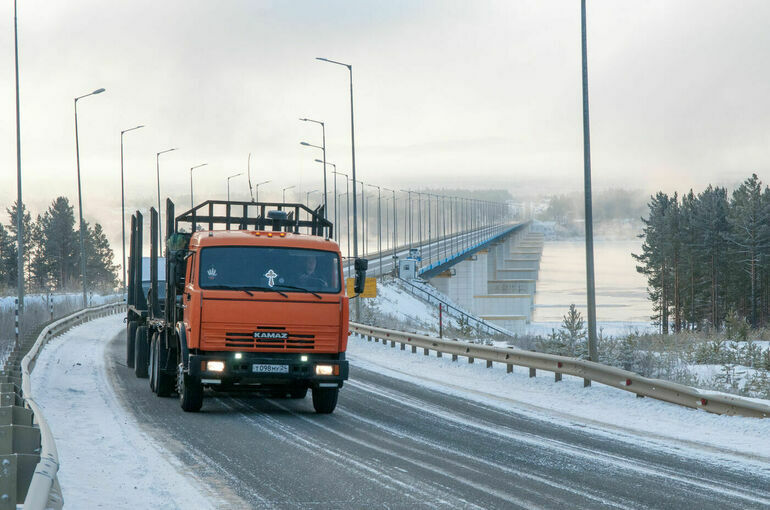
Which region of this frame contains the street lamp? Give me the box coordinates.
[333,171,351,276]
[366,184,382,277]
[13,0,23,317]
[190,163,208,209]
[120,124,144,292]
[74,86,106,308]
[227,172,244,201]
[315,159,337,241]
[156,147,177,241]
[317,57,359,315]
[306,189,319,208]
[300,118,327,219]
[383,187,397,265]
[254,180,270,203]
[282,185,296,202]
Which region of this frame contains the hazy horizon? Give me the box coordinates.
[2,1,770,256]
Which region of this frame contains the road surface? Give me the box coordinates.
[106,330,770,509]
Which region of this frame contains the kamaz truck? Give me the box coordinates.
[126,199,367,413]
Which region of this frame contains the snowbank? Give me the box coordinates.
[31,316,214,509]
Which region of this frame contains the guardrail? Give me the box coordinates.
[0,302,124,510]
[349,322,770,419]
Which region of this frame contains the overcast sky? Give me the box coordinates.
[1,0,769,251]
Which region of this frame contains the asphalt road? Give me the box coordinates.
[107,331,770,509]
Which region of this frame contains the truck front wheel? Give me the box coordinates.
[178,365,203,412]
[312,387,338,414]
[134,326,149,379]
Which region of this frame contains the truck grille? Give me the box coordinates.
[224,328,315,349]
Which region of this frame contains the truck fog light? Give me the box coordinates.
[301,355,308,362]
[315,364,334,376]
[234,353,243,360]
[207,361,225,372]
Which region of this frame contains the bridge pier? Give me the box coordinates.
[426,226,544,334]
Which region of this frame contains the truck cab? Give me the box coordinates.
[182,230,349,406]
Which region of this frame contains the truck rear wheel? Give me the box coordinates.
[312,387,338,414]
[178,365,203,412]
[134,326,149,379]
[153,333,174,397]
[126,321,138,368]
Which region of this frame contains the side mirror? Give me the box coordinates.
[354,258,368,294]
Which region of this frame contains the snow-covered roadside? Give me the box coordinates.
[31,315,215,509]
[347,334,770,465]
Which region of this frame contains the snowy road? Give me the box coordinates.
[101,317,770,509]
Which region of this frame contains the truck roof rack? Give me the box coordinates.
[174,200,333,239]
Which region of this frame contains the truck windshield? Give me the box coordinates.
[199,246,341,294]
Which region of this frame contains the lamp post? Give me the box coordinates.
[156,147,177,241]
[581,0,598,365]
[120,124,144,292]
[189,163,208,209]
[13,0,23,317]
[254,180,270,203]
[74,87,106,308]
[282,185,295,202]
[317,57,359,317]
[383,188,397,265]
[333,171,350,275]
[227,172,243,201]
[366,184,382,276]
[400,190,413,250]
[306,189,319,208]
[316,159,337,241]
[300,118,327,219]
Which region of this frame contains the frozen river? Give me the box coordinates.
[530,239,654,335]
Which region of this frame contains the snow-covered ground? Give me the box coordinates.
[347,335,770,463]
[31,315,215,510]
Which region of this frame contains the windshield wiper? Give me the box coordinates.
[274,284,323,300]
[204,285,287,298]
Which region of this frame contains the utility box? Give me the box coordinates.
[399,258,418,280]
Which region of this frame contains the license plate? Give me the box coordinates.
[252,364,289,374]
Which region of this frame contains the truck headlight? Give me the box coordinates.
[315,364,338,376]
[207,361,225,372]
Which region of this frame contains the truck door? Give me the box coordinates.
[183,252,202,349]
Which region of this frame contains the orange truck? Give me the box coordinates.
[126,199,367,413]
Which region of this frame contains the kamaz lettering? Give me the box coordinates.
[253,332,289,339]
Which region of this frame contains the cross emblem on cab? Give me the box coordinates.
[264,269,278,287]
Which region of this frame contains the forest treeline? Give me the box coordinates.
[635,174,770,332]
[0,197,118,294]
[540,188,648,224]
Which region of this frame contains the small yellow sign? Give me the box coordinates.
[346,277,377,298]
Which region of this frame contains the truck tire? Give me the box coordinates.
[126,321,138,368]
[134,326,149,379]
[148,332,158,392]
[312,387,338,414]
[178,365,203,412]
[153,333,174,397]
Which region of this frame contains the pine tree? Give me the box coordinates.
[0,224,16,290]
[40,197,79,290]
[725,174,770,327]
[82,222,118,291]
[634,193,673,333]
[693,186,730,327]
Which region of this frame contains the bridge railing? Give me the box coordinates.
[0,302,124,510]
[349,322,770,419]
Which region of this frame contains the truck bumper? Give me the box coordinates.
[187,352,349,388]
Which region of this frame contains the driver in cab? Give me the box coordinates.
[297,255,328,288]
